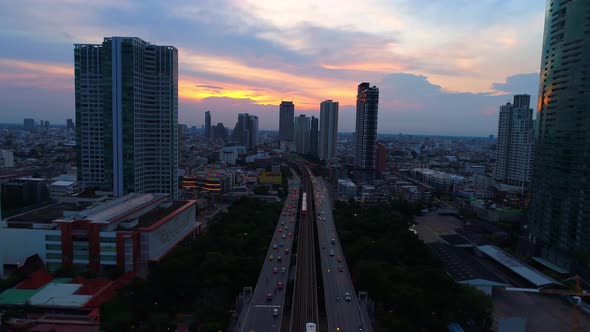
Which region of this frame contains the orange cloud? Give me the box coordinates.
[321,62,408,72]
[0,59,72,76]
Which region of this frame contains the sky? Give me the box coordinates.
[0,0,546,136]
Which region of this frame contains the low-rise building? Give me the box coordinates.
[0,193,200,277]
[49,180,79,199]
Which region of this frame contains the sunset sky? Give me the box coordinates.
[0,0,545,136]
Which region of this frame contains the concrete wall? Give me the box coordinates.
[142,204,197,261]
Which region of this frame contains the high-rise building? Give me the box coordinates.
[23,118,34,131]
[353,82,379,183]
[204,111,211,139]
[214,123,228,142]
[0,150,14,168]
[66,119,75,131]
[529,0,590,265]
[294,115,310,154]
[279,101,295,142]
[75,37,178,199]
[375,142,387,174]
[319,100,339,161]
[494,95,534,186]
[310,116,319,158]
[231,113,258,150]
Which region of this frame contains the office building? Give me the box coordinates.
[353,83,379,183]
[231,113,258,150]
[23,118,35,131]
[66,119,75,131]
[0,149,14,168]
[204,111,211,139]
[529,0,590,266]
[294,115,310,154]
[375,142,387,174]
[74,37,179,199]
[279,101,295,142]
[310,116,319,158]
[319,100,339,160]
[494,95,534,186]
[214,123,228,142]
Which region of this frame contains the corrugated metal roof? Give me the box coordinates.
[28,283,92,307]
[477,245,560,287]
[0,289,41,305]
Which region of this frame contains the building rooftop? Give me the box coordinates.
[130,201,187,230]
[29,283,92,308]
[428,242,506,285]
[7,203,86,224]
[476,245,561,287]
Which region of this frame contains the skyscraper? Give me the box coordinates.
[529,0,590,265]
[231,113,258,150]
[23,118,34,131]
[66,119,75,131]
[353,82,379,183]
[319,100,339,161]
[204,111,211,139]
[310,116,319,158]
[294,115,310,154]
[494,95,534,186]
[279,101,295,142]
[214,123,228,142]
[75,37,178,199]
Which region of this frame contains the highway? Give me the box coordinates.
[234,176,301,332]
[289,165,318,332]
[313,176,373,332]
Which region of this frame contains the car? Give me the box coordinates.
[273,267,278,274]
[321,244,326,249]
[273,308,279,316]
[273,244,278,249]
[279,242,284,247]
[284,225,288,230]
[282,234,286,239]
[336,256,342,262]
[345,292,351,301]
[337,265,343,272]
[281,221,285,225]
[281,267,286,273]
[277,256,282,262]
[288,232,293,237]
[278,228,282,233]
[329,250,334,256]
[284,248,289,254]
[331,238,336,244]
[266,293,273,301]
[277,281,284,289]
[269,255,274,261]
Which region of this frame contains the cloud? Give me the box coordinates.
[195,84,224,90]
[491,73,539,94]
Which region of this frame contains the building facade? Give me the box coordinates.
[310,116,319,158]
[375,142,387,174]
[294,115,310,154]
[23,118,35,131]
[231,113,258,150]
[75,37,179,199]
[529,0,590,265]
[279,101,295,142]
[319,100,339,161]
[494,95,534,186]
[204,111,211,139]
[353,83,379,182]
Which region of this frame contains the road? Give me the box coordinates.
[234,176,301,332]
[289,165,318,332]
[313,177,373,332]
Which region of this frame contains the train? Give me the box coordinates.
[302,192,307,214]
[306,322,316,332]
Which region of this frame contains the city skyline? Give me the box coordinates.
[0,1,544,136]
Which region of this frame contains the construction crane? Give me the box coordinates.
[506,275,590,332]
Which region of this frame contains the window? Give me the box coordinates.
[46,253,62,260]
[45,244,61,251]
[45,235,61,242]
[100,237,117,243]
[100,255,116,262]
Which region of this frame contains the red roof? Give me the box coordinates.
[15,269,53,290]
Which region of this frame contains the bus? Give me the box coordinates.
[306,322,316,332]
[302,192,307,215]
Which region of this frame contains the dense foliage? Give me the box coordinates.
[334,200,493,331]
[100,198,282,331]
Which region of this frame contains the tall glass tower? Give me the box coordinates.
[75,37,179,199]
[529,0,590,265]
